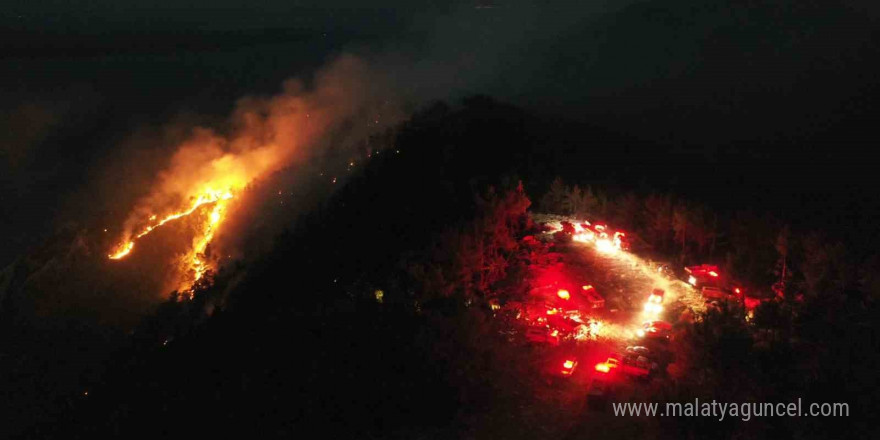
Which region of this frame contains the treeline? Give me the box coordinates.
[405,182,535,303]
[658,277,879,439]
[540,176,880,304]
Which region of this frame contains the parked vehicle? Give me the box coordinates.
[701,286,733,301]
[544,354,579,379]
[620,353,658,378]
[626,346,651,356]
[685,264,721,288]
[581,285,605,309]
[637,321,672,341]
[595,357,620,374]
[525,326,560,346]
[644,288,665,313]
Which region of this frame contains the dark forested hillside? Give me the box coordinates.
[6,97,548,438]
[4,97,878,439]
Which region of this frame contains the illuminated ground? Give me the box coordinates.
[532,214,705,345]
[515,214,709,436]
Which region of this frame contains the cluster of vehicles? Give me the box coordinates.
[550,220,631,253]
[588,343,664,406]
[529,284,674,406]
[533,216,780,408]
[510,250,675,395]
[510,284,611,385]
[516,286,606,347]
[586,284,675,404]
[533,218,720,405]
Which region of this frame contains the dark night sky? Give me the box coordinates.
[2,0,880,264]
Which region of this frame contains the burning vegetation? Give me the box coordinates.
[107,187,234,294]
[103,55,400,296]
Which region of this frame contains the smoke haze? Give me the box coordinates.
[2,0,879,319]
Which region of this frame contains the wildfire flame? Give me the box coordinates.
[108,188,233,259]
[186,195,230,288]
[108,241,135,260]
[101,55,399,299]
[108,187,235,295]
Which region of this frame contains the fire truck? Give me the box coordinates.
[685,264,747,304]
[684,264,721,288]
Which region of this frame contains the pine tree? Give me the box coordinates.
[541,176,568,214]
[672,204,690,258]
[772,225,793,297]
[644,194,673,251]
[566,185,583,216]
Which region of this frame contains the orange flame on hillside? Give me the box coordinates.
[108,187,236,296]
[108,188,234,261]
[103,55,399,298]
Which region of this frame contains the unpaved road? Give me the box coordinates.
[518,215,709,438]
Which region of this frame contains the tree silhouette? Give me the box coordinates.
[540,177,567,213]
[672,203,690,260]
